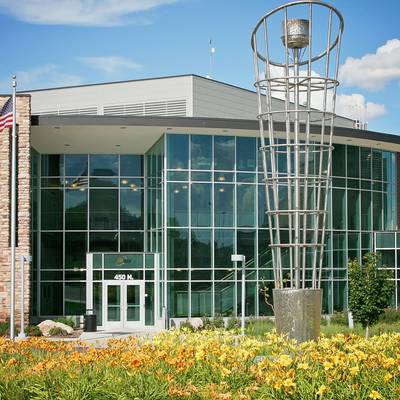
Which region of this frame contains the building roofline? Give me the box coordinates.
[19,73,197,93]
[31,114,400,145]
[19,73,260,98]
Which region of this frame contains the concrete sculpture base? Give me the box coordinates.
[273,288,322,342]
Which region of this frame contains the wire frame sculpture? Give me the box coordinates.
[251,1,344,290]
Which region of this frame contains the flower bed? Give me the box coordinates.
[0,330,398,399]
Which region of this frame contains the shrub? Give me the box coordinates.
[201,316,212,330]
[49,326,69,337]
[25,325,42,337]
[212,314,225,329]
[179,320,195,332]
[54,317,75,328]
[0,321,9,336]
[378,308,400,324]
[226,315,240,330]
[201,314,225,330]
[320,317,328,326]
[330,311,348,326]
[348,253,394,337]
[246,318,274,336]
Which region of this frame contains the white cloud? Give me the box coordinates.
[336,93,387,121]
[339,39,400,90]
[15,64,82,90]
[79,56,140,74]
[0,0,178,27]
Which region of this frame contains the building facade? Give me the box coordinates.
[1,75,399,330]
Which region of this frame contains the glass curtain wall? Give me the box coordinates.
[165,134,397,318]
[146,137,165,317]
[35,154,144,317]
[374,232,399,307]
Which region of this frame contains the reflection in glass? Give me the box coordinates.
[120,232,144,252]
[167,229,188,269]
[214,136,234,170]
[168,282,188,317]
[40,282,63,315]
[214,184,233,227]
[191,184,211,227]
[347,146,359,178]
[214,172,234,182]
[237,184,255,227]
[90,178,118,187]
[41,189,63,230]
[120,188,144,230]
[332,189,345,230]
[89,189,118,230]
[93,283,103,325]
[89,232,118,252]
[372,150,383,181]
[65,232,86,269]
[360,148,372,179]
[236,137,256,171]
[373,192,383,230]
[214,282,234,316]
[237,230,256,268]
[214,229,234,268]
[332,144,345,177]
[168,183,188,226]
[107,285,121,321]
[65,282,85,315]
[127,285,140,321]
[120,155,143,176]
[65,189,87,230]
[258,186,268,228]
[65,155,88,177]
[41,155,63,176]
[191,135,212,169]
[90,155,118,176]
[347,190,360,230]
[361,191,371,230]
[41,232,63,270]
[191,171,211,181]
[145,282,154,325]
[167,134,188,169]
[191,282,211,316]
[191,229,212,268]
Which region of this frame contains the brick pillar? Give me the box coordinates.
[0,95,31,327]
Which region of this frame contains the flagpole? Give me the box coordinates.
[10,75,17,340]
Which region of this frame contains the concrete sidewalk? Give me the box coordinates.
[78,329,161,347]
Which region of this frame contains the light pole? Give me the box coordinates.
[231,254,246,335]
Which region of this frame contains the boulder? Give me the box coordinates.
[190,318,203,330]
[38,320,74,336]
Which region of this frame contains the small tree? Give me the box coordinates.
[348,252,394,338]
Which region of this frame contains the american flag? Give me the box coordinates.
[0,97,13,133]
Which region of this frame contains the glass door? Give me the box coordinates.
[105,283,122,328]
[124,282,144,329]
[104,281,144,330]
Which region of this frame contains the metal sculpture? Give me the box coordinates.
[251,1,344,341]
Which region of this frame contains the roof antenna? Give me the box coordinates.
[206,39,216,79]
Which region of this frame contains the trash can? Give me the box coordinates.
[84,309,97,332]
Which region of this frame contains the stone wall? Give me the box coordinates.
[0,95,31,326]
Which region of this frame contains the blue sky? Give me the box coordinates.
[0,0,399,134]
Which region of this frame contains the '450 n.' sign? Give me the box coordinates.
[113,274,134,280]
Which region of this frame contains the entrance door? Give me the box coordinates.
[104,281,144,330]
